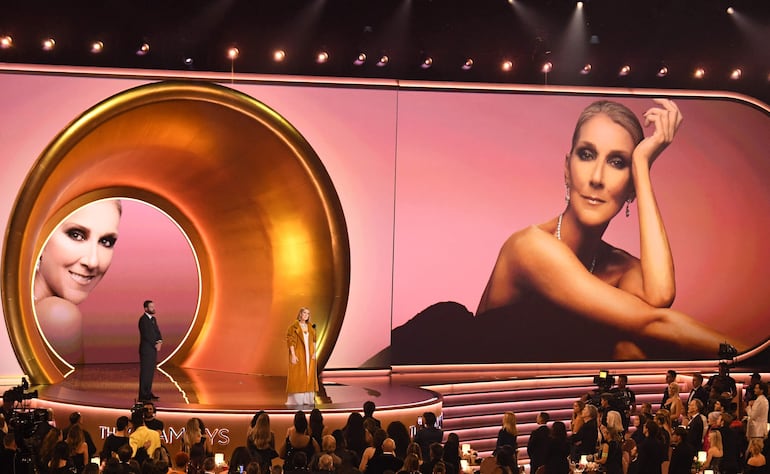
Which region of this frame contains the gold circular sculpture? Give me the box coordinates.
[2,81,350,384]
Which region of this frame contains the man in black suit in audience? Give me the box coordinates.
[661,370,676,409]
[138,299,162,401]
[527,412,550,474]
[414,412,443,461]
[684,399,706,451]
[687,373,709,411]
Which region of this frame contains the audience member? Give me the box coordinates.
[363,402,382,430]
[745,439,767,474]
[493,412,517,458]
[610,374,636,430]
[420,443,445,474]
[441,433,460,474]
[183,418,213,457]
[50,440,75,474]
[281,411,320,470]
[248,412,278,468]
[343,413,369,463]
[668,426,694,474]
[705,430,724,471]
[635,421,666,474]
[660,370,677,410]
[229,446,256,474]
[747,382,769,443]
[413,413,443,462]
[479,444,515,474]
[101,415,131,461]
[595,424,622,474]
[571,404,598,461]
[745,373,763,405]
[65,424,89,473]
[366,438,404,474]
[683,399,707,451]
[313,453,335,474]
[719,412,742,474]
[0,431,22,474]
[397,454,421,474]
[360,429,388,471]
[570,400,585,435]
[129,410,161,463]
[63,412,98,460]
[527,412,550,474]
[172,451,190,474]
[687,373,709,410]
[386,422,411,460]
[706,362,738,403]
[543,421,570,474]
[663,381,685,424]
[309,409,326,451]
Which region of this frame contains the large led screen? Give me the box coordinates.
[1,69,768,378]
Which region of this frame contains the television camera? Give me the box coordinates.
[4,378,49,473]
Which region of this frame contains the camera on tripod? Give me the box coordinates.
[3,377,38,405]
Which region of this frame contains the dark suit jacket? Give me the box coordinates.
[687,386,709,408]
[138,313,162,355]
[366,453,404,474]
[669,442,696,474]
[527,425,550,470]
[686,413,706,451]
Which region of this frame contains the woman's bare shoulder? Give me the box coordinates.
[500,225,554,254]
[35,296,82,321]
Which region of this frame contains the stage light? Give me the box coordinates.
[577,1,584,8]
[727,7,735,15]
[0,35,13,50]
[541,61,553,73]
[273,50,286,62]
[421,56,433,69]
[462,58,474,70]
[693,67,706,79]
[353,52,366,66]
[136,42,150,56]
[316,51,329,64]
[227,47,240,60]
[90,41,104,54]
[580,63,592,75]
[376,55,389,67]
[657,66,668,78]
[42,38,56,51]
[501,60,514,72]
[183,57,194,67]
[619,65,631,76]
[730,68,742,80]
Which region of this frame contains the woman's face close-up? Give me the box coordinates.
[36,200,121,304]
[566,113,635,227]
[300,309,311,322]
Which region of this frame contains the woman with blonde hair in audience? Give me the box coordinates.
[37,427,62,472]
[249,412,278,465]
[596,424,623,474]
[704,429,723,470]
[662,382,684,423]
[494,411,518,457]
[183,417,213,456]
[571,400,586,435]
[398,453,422,474]
[406,442,424,466]
[66,424,88,473]
[745,438,767,473]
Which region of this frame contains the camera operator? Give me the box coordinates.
[610,375,636,431]
[143,402,164,431]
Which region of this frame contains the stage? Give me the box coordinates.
[13,364,441,460]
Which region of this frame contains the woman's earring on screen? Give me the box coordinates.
[625,200,631,218]
[565,185,571,204]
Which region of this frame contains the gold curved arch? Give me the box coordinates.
[2,81,350,384]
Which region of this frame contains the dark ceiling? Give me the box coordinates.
[1,0,769,104]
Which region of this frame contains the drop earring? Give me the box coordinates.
[565,185,571,204]
[625,200,631,218]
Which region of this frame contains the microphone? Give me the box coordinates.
[311,323,316,329]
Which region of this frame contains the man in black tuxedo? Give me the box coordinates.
[669,427,695,474]
[365,438,404,474]
[527,412,550,474]
[684,399,706,451]
[687,373,709,411]
[138,300,162,401]
[660,370,677,409]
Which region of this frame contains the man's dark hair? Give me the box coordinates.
[116,415,129,431]
[757,381,768,396]
[539,412,550,423]
[618,374,628,383]
[363,401,376,417]
[131,411,144,428]
[667,370,677,378]
[203,457,217,472]
[429,442,444,461]
[423,412,437,427]
[117,444,133,463]
[69,412,82,425]
[143,300,153,310]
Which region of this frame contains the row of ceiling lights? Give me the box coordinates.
[0,34,763,82]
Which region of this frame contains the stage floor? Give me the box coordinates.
[34,363,438,413]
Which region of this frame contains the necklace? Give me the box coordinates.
[556,212,597,273]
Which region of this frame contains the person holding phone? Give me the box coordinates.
[413,412,442,461]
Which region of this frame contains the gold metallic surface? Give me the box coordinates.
[2,81,350,384]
